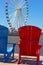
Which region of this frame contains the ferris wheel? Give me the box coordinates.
[5,0,29,32]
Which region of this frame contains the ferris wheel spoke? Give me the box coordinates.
[10,16,16,26]
[9,0,15,6]
[14,0,25,9]
[21,5,26,10]
[11,14,16,23]
[13,0,20,9]
[16,0,25,9]
[9,10,17,18]
[10,17,15,25]
[10,11,16,19]
[8,5,15,10]
[19,1,28,10]
[13,20,17,28]
[19,0,25,5]
[10,11,17,22]
[9,0,17,9]
[12,19,18,28]
[19,2,25,9]
[9,12,14,18]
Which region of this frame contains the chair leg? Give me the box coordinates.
[11,48,14,60]
[12,51,14,60]
[18,53,21,64]
[4,54,8,62]
[36,56,39,65]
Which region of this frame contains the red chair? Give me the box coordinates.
[17,25,43,65]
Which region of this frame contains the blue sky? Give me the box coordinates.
[0,0,43,32]
[0,0,8,26]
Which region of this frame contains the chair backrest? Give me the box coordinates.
[18,25,41,56]
[0,25,8,53]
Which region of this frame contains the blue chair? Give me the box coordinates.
[0,25,16,62]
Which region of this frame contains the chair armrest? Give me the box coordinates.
[8,42,16,47]
[16,41,20,47]
[38,44,43,49]
[36,44,43,55]
[8,42,16,44]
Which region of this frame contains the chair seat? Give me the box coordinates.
[7,47,13,53]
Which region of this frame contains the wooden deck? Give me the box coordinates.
[0,54,43,65]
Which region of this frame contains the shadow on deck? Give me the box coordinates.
[0,54,43,65]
